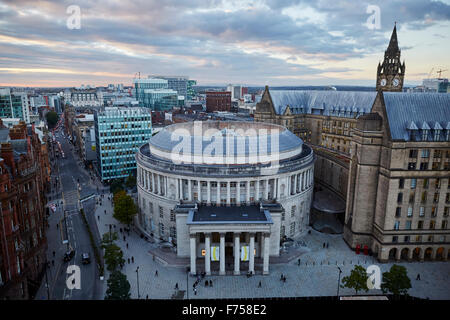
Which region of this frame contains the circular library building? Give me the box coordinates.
[136,121,315,275]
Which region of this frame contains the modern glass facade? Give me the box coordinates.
[0,88,29,122]
[94,107,152,182]
[187,80,197,100]
[134,79,168,108]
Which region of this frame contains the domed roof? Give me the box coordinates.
[147,121,303,165]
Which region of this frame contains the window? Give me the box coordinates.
[291,206,296,217]
[421,192,427,204]
[434,150,442,158]
[433,193,439,203]
[416,235,422,242]
[170,211,175,222]
[442,220,448,229]
[419,162,428,170]
[410,179,417,189]
[290,222,296,236]
[423,179,429,189]
[409,192,415,204]
[398,178,404,189]
[446,193,450,203]
[407,207,413,217]
[418,221,424,229]
[405,221,412,230]
[430,220,435,230]
[394,221,400,230]
[432,162,440,170]
[395,207,401,218]
[444,207,449,217]
[392,236,398,243]
[419,206,425,217]
[159,206,164,218]
[404,236,410,243]
[397,193,403,203]
[435,179,441,189]
[409,149,418,158]
[408,162,416,170]
[421,150,430,158]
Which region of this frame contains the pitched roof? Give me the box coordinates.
[383,92,450,141]
[386,24,399,53]
[268,90,377,116]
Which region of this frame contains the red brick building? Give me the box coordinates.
[206,91,231,112]
[0,120,50,299]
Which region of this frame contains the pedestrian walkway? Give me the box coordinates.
[93,193,450,300]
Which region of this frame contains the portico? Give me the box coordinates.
[176,204,282,276]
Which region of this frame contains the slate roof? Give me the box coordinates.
[268,90,377,116]
[383,92,450,141]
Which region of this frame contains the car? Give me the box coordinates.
[63,249,75,262]
[81,253,91,264]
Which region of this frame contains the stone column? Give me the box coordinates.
[151,172,155,193]
[407,248,414,261]
[216,182,220,206]
[205,233,211,275]
[295,174,298,193]
[419,248,425,262]
[264,179,269,200]
[249,233,255,274]
[188,179,192,201]
[234,233,240,275]
[198,180,201,202]
[207,181,211,205]
[227,182,231,206]
[263,233,270,275]
[190,234,196,275]
[236,181,241,205]
[431,248,437,260]
[395,248,401,261]
[246,181,250,204]
[256,180,260,201]
[220,233,226,275]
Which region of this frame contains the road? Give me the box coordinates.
[35,125,106,300]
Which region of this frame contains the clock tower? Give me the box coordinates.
[376,23,405,92]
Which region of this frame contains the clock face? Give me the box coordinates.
[392,78,399,87]
[380,78,387,86]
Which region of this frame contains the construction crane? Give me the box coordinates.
[436,68,448,79]
[427,67,434,80]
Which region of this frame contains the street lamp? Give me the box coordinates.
[136,266,140,299]
[337,267,342,298]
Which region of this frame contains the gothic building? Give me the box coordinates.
[254,25,450,262]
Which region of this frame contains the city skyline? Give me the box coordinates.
[0,0,449,88]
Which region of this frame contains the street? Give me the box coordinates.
[35,125,105,300]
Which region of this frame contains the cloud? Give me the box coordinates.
[0,0,448,86]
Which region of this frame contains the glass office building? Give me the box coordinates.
[0,88,29,123]
[94,107,152,182]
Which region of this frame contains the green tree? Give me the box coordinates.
[113,192,137,225]
[341,265,369,295]
[101,231,118,248]
[110,179,124,195]
[381,264,411,296]
[46,111,59,128]
[105,271,131,300]
[125,174,136,189]
[103,243,125,272]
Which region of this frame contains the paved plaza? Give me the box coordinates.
[93,193,450,300]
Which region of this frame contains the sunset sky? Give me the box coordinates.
[0,0,449,87]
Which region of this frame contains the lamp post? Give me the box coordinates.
[186,268,189,300]
[136,266,140,299]
[337,267,342,298]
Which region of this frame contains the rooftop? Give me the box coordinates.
[187,204,272,224]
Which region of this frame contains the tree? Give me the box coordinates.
[46,111,59,128]
[105,271,131,300]
[101,231,118,248]
[125,174,136,189]
[341,265,369,295]
[110,179,124,195]
[381,264,411,296]
[113,190,127,204]
[113,192,137,226]
[103,243,125,272]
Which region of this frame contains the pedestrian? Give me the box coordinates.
[416,273,421,280]
[283,276,286,283]
[209,280,212,287]
[56,223,59,229]
[146,295,148,299]
[126,243,129,249]
[120,228,123,233]
[175,283,179,290]
[323,242,325,248]
[128,258,130,264]
[205,280,208,287]
[155,270,158,276]
[258,281,262,288]
[131,256,134,263]
[104,209,106,214]
[123,235,126,241]
[52,260,54,266]
[97,216,100,220]
[53,251,56,257]
[297,258,300,266]
[280,274,284,281]
[326,242,329,248]
[194,288,197,295]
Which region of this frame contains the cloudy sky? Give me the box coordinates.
[0,0,449,87]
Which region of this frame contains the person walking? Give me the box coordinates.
[205,280,208,287]
[53,251,56,257]
[126,243,129,249]
[52,260,55,266]
[56,223,59,229]
[131,256,134,263]
[209,280,213,287]
[127,258,130,264]
[297,258,301,266]
[175,283,179,290]
[416,273,421,280]
[155,270,158,276]
[258,281,262,288]
[123,235,126,241]
[194,288,197,295]
[280,274,284,281]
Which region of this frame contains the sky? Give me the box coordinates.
[0,0,449,87]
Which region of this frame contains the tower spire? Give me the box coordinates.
[387,23,399,53]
